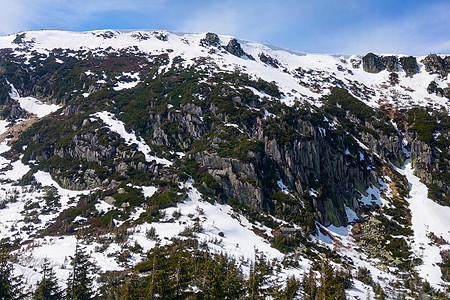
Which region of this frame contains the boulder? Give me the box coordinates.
[400,56,419,77]
[225,39,245,57]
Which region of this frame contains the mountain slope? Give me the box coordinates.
[0,29,449,298]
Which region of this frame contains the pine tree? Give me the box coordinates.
[302,267,317,300]
[66,242,96,300]
[317,260,346,300]
[33,258,63,300]
[0,247,26,300]
[247,250,271,299]
[279,275,300,300]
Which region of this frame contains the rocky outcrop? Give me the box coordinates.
[423,54,449,77]
[200,32,220,48]
[259,53,279,68]
[400,56,419,77]
[226,39,245,57]
[362,53,384,73]
[359,130,405,166]
[192,116,382,227]
[381,56,399,72]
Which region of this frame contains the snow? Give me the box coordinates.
[95,200,114,213]
[92,111,172,166]
[0,30,447,111]
[396,160,450,289]
[0,141,30,181]
[34,171,90,202]
[113,72,141,91]
[129,180,309,277]
[245,86,268,99]
[277,180,289,193]
[8,83,60,118]
[345,205,359,223]
[15,235,123,290]
[0,120,9,135]
[358,180,388,206]
[141,186,158,198]
[113,81,139,91]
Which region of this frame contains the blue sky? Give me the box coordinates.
[0,0,449,55]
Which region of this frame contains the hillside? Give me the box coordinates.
[0,29,449,299]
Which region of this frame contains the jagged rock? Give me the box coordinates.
[259,53,279,68]
[400,56,419,76]
[225,39,245,57]
[423,54,449,77]
[200,32,220,47]
[362,53,384,73]
[381,56,399,72]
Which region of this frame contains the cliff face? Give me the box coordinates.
[11,83,406,227]
[0,30,448,229]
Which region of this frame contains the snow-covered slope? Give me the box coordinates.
[0,30,448,111]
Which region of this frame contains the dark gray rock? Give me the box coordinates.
[381,56,399,72]
[400,56,419,77]
[362,53,384,73]
[259,53,279,68]
[225,39,245,57]
[200,32,221,47]
[423,54,449,77]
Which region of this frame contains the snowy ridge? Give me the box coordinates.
[0,30,448,111]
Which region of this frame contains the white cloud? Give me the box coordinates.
[180,1,298,43]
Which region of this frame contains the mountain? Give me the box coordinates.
[0,29,449,299]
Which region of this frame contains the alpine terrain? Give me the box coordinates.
[0,29,449,299]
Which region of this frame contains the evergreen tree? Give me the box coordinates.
[317,261,346,300]
[279,275,300,300]
[0,247,26,300]
[246,250,271,299]
[302,267,317,300]
[33,258,63,300]
[66,242,96,300]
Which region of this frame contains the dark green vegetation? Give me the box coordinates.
[33,258,63,300]
[405,108,450,205]
[98,240,301,299]
[0,248,27,300]
[0,42,449,299]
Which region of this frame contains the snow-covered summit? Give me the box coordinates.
[1,29,449,111]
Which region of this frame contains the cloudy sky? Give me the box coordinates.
[0,0,449,55]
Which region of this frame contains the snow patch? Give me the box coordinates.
[93,111,172,166]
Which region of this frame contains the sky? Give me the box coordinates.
[0,0,449,55]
